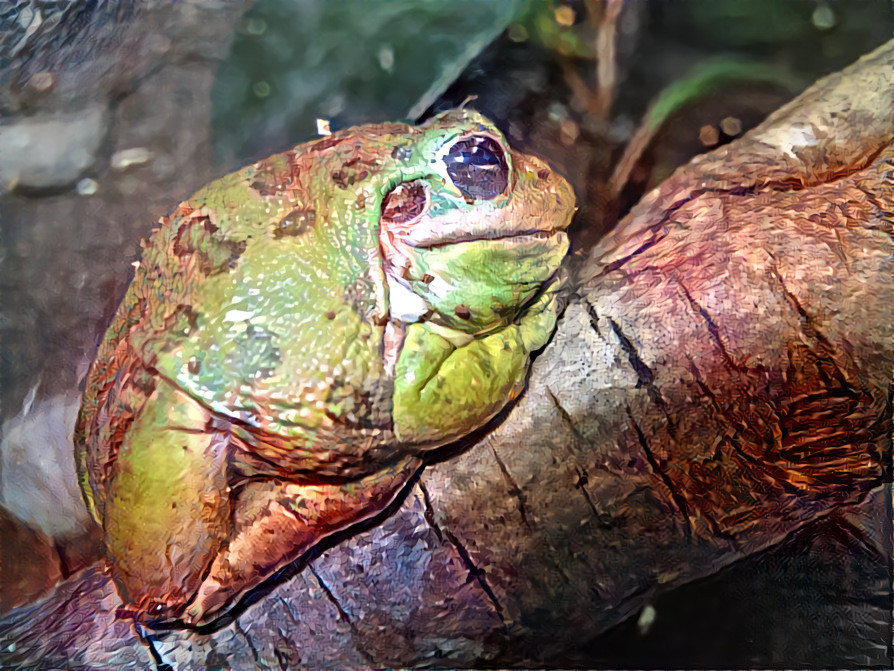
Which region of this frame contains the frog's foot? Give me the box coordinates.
[184,455,422,626]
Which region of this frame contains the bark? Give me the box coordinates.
[1,37,891,671]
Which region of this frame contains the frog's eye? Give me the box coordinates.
[381,180,429,225]
[444,135,508,201]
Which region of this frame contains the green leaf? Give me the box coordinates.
[211,0,524,164]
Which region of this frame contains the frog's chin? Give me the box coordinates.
[380,229,565,323]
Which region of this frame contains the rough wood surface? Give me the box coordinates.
[1,39,891,671]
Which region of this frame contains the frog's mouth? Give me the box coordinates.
[379,202,569,283]
[411,227,562,249]
[384,203,571,254]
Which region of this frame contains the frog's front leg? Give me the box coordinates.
[184,454,422,625]
[99,376,232,621]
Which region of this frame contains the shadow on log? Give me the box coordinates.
[1,38,891,671]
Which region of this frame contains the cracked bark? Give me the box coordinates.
[305,567,377,667]
[418,481,507,622]
[489,446,533,531]
[625,405,696,538]
[608,317,656,386]
[544,387,614,525]
[1,38,891,671]
[232,620,263,669]
[676,277,744,372]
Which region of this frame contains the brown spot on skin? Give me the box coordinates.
[249,178,273,195]
[331,171,348,189]
[202,239,246,275]
[131,366,158,396]
[172,217,247,276]
[171,216,212,257]
[330,154,379,189]
[326,310,336,320]
[454,305,472,320]
[251,158,297,196]
[313,134,348,153]
[250,173,288,197]
[187,357,201,375]
[273,208,316,238]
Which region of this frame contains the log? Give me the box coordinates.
[1,38,891,671]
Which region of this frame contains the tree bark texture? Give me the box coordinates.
[1,38,891,671]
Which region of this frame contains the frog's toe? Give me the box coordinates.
[184,578,228,626]
[183,498,314,625]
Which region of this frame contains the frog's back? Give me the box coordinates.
[78,127,416,475]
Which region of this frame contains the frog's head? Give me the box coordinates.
[376,109,574,334]
[242,108,575,453]
[368,110,575,449]
[287,108,573,335]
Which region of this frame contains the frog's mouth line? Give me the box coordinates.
[410,228,562,249]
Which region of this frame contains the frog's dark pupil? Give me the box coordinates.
[381,180,428,224]
[445,136,508,201]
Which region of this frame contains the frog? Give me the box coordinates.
[74,109,575,627]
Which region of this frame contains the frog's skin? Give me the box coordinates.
[75,109,574,627]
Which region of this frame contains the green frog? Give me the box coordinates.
[75,109,574,626]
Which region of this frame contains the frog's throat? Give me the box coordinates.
[389,278,565,450]
[378,246,565,380]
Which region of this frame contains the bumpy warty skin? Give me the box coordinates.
[74,109,575,624]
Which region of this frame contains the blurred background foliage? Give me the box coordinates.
[209,0,524,163]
